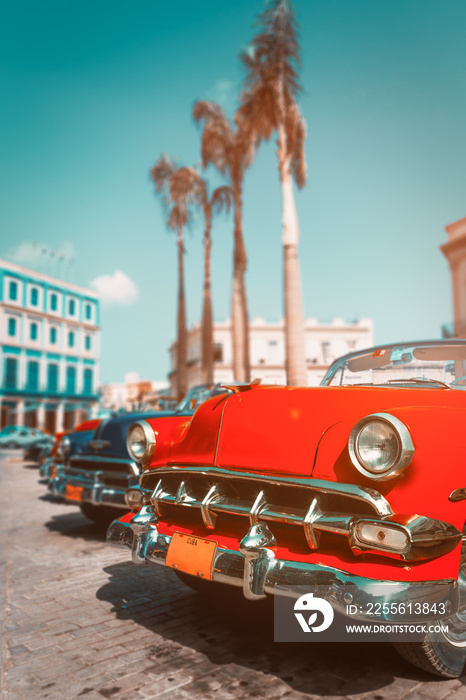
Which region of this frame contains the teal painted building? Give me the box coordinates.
[0,259,100,432]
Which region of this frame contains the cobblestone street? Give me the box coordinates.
[1,456,465,700]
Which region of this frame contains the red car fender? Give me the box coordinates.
[50,430,67,458]
[313,406,466,580]
[73,419,101,433]
[142,416,194,469]
[167,397,226,467]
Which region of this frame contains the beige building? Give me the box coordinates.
[441,217,466,337]
[169,317,374,392]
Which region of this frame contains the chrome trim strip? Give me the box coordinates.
[213,399,227,466]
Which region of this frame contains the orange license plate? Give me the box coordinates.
[166,532,217,580]
[65,485,83,502]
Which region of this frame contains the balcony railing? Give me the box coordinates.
[1,384,98,401]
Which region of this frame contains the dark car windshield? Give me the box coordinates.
[322,341,466,389]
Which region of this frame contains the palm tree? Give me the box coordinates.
[193,177,232,384]
[193,101,255,383]
[150,155,200,399]
[238,0,307,386]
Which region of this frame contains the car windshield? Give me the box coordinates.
[175,386,214,412]
[322,341,466,389]
[175,385,229,413]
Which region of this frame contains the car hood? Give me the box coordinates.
[82,410,193,460]
[168,385,466,478]
[68,429,96,456]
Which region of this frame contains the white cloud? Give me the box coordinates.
[5,241,76,266]
[90,270,139,306]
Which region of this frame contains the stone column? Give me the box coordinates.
[55,402,64,433]
[16,399,25,427]
[441,218,466,336]
[37,402,46,431]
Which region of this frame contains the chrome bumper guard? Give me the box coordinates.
[107,506,459,619]
[51,471,128,508]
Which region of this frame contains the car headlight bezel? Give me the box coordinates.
[56,435,71,460]
[126,420,156,465]
[348,412,414,481]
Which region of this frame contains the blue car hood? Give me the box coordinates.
[80,410,193,460]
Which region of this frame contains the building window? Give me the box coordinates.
[9,281,17,301]
[85,303,92,320]
[50,293,58,311]
[321,341,330,364]
[66,366,76,394]
[68,331,75,348]
[27,361,39,391]
[8,318,16,337]
[47,364,58,393]
[30,288,39,306]
[30,323,38,341]
[50,327,57,344]
[268,340,278,346]
[85,335,91,351]
[68,299,75,315]
[83,368,93,395]
[213,343,223,364]
[4,358,18,389]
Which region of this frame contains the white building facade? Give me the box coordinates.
[169,317,374,392]
[99,373,169,412]
[0,259,100,432]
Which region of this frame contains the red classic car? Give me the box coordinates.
[108,340,466,678]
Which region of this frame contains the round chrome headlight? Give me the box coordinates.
[126,421,156,464]
[348,413,414,480]
[57,435,71,459]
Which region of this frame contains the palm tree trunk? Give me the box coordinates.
[232,187,251,383]
[279,131,307,387]
[176,225,188,399]
[201,214,214,384]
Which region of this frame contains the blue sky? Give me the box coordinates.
[1,0,466,383]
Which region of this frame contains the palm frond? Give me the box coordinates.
[211,185,232,216]
[192,100,232,173]
[150,153,176,193]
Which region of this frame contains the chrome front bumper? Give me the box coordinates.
[107,507,459,620]
[39,457,56,481]
[51,471,128,508]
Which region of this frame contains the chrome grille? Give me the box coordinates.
[65,456,138,488]
[140,466,393,552]
[68,456,137,475]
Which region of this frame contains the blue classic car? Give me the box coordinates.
[49,385,229,523]
[0,426,48,449]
